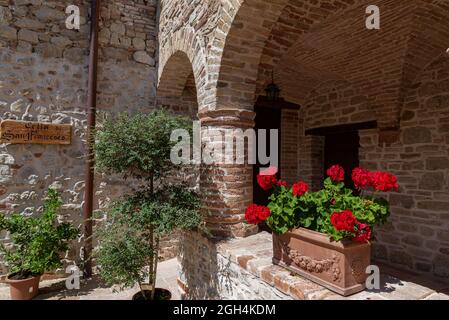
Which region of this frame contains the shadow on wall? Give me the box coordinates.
[178,231,241,300]
[178,230,230,300]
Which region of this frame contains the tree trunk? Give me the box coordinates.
[150,236,160,300]
[148,225,154,298]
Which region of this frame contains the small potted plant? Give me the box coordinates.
[94,110,202,300]
[246,165,397,296]
[0,189,78,300]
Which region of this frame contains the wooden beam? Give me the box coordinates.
[305,121,378,136]
[255,96,301,110]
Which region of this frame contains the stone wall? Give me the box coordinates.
[0,0,164,275]
[298,135,325,191]
[297,81,377,190]
[303,81,376,131]
[294,54,449,279]
[178,231,293,300]
[365,54,449,278]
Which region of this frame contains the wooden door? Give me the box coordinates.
[253,106,281,206]
[324,131,360,190]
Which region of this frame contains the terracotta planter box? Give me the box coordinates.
[272,228,371,296]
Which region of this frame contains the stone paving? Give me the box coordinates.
[0,259,180,301]
[1,237,448,300]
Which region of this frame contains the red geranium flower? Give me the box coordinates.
[257,167,278,191]
[292,181,309,196]
[327,165,345,183]
[245,204,271,225]
[353,224,372,243]
[277,180,288,187]
[369,171,398,192]
[330,209,358,232]
[352,167,371,190]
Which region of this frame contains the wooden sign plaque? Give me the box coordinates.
[0,120,72,145]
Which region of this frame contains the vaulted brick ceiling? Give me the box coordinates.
[254,0,449,126]
[273,0,415,107]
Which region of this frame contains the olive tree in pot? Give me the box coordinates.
[0,189,79,300]
[94,110,202,301]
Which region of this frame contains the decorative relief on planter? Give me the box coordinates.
[350,257,366,283]
[284,244,342,282]
[272,228,371,296]
[0,120,72,145]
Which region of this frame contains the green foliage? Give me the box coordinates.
[94,110,201,299]
[94,109,192,180]
[0,189,79,278]
[266,186,300,235]
[266,178,390,240]
[94,109,202,298]
[96,185,202,290]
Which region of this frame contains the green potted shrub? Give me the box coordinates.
[0,189,78,300]
[94,110,202,301]
[246,165,397,296]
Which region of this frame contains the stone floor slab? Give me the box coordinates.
[0,259,180,301]
[1,255,449,301]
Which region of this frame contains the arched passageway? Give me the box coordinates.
[159,0,449,281]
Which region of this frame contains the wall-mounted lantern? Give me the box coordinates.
[265,71,281,102]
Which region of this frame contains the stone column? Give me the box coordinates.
[198,109,258,238]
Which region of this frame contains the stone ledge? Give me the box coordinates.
[185,232,449,300]
[216,232,333,300]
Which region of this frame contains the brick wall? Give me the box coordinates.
[280,109,299,185]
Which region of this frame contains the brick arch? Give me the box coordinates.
[214,0,404,112]
[402,52,449,122]
[158,27,208,111]
[401,0,449,87]
[392,0,449,128]
[255,0,361,98]
[158,51,194,98]
[214,0,291,110]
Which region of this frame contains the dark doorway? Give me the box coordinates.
[253,105,281,207]
[306,121,376,191]
[324,131,360,190]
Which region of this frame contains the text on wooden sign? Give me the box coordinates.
[0,120,72,145]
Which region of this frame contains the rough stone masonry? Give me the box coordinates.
[0,0,165,275]
[1,0,449,290]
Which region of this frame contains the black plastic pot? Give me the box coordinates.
[132,288,172,301]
